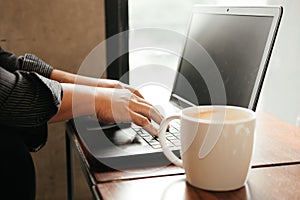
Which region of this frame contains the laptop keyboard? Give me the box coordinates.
[131,120,181,149]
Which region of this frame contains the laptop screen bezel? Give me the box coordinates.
[170,5,283,111]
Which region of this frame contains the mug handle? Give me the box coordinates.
[158,115,183,168]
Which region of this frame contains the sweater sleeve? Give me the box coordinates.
[0,67,62,127]
[0,47,63,151]
[18,53,53,78]
[0,47,54,78]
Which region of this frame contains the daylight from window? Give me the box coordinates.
[128,0,214,70]
[128,0,215,99]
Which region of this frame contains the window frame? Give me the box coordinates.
[105,0,129,83]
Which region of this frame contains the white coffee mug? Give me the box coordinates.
[158,105,256,191]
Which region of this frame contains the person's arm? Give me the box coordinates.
[0,48,61,127]
[49,83,163,136]
[0,47,53,78]
[0,48,63,151]
[0,47,142,97]
[0,67,62,127]
[0,48,162,135]
[50,69,143,98]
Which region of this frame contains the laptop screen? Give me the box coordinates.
[171,6,281,110]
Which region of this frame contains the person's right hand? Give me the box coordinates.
[94,88,164,136]
[50,84,164,136]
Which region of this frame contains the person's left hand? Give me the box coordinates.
[50,69,144,98]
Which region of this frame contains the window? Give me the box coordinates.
[128,0,214,100]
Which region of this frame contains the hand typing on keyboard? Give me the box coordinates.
[131,120,180,149]
[91,89,165,136]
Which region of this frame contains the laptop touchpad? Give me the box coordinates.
[103,123,143,146]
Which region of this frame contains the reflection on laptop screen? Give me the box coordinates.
[171,12,274,110]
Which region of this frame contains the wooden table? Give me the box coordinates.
[97,165,300,200]
[252,112,300,167]
[65,112,300,200]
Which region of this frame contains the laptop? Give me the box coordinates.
[70,5,283,170]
